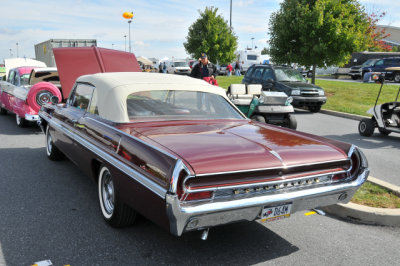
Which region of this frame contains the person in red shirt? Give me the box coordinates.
[227,63,233,76]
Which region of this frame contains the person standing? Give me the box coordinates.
[227,63,233,77]
[235,60,241,76]
[162,62,167,73]
[190,53,217,79]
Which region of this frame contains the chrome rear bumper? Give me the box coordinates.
[166,167,369,236]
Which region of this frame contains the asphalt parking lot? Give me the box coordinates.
[0,112,399,266]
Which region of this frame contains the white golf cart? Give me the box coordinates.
[358,72,400,136]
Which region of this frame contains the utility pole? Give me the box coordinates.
[230,0,232,30]
[16,43,19,57]
[124,35,127,52]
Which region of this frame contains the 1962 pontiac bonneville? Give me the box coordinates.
[39,48,369,240]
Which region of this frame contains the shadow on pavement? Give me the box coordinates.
[0,112,42,136]
[0,146,299,266]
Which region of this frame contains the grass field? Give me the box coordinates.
[351,181,400,208]
[216,75,400,116]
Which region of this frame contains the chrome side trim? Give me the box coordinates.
[43,114,167,198]
[195,158,350,177]
[85,117,177,160]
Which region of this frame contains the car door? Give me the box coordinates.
[51,83,93,164]
[372,59,386,72]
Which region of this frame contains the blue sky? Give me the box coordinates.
[1,0,399,63]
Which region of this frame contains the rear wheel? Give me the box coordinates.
[251,115,266,123]
[378,127,391,136]
[393,72,400,83]
[46,125,64,160]
[98,165,136,227]
[308,105,321,113]
[358,118,375,137]
[16,114,26,127]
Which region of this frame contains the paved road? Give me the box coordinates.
[295,109,400,186]
[0,113,399,266]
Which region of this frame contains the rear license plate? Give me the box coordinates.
[260,203,292,222]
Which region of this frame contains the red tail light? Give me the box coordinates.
[184,191,213,201]
[332,173,347,181]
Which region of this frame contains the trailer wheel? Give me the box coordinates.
[27,82,62,112]
[251,115,266,123]
[358,118,375,137]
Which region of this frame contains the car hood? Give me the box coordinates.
[279,81,323,90]
[53,47,141,100]
[350,65,362,70]
[130,120,348,175]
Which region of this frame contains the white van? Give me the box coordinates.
[166,60,190,75]
[236,50,261,73]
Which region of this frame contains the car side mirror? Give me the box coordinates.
[50,96,59,104]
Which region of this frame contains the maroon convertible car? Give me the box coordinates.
[39,48,369,239]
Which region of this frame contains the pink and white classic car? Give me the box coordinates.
[0,64,61,127]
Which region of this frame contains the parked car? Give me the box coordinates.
[39,48,368,239]
[242,65,327,112]
[0,66,61,127]
[349,59,379,80]
[166,60,190,75]
[216,64,229,75]
[361,57,400,82]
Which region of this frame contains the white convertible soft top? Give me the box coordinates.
[76,72,231,122]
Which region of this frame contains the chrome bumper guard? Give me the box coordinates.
[25,114,39,121]
[166,168,369,236]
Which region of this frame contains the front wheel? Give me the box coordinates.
[46,125,64,161]
[393,72,400,83]
[351,76,358,80]
[378,127,391,136]
[0,107,7,115]
[98,165,136,227]
[285,115,297,130]
[16,114,26,128]
[251,115,266,123]
[308,105,321,113]
[358,118,375,137]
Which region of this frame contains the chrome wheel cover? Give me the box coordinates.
[46,129,52,156]
[36,90,52,106]
[101,170,115,216]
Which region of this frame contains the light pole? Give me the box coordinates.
[230,0,232,30]
[112,43,114,49]
[124,35,127,52]
[128,19,132,53]
[122,11,134,53]
[16,42,19,57]
[9,48,12,57]
[251,37,255,50]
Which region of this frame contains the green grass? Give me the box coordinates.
[216,75,243,89]
[315,79,399,116]
[351,182,400,208]
[217,75,400,116]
